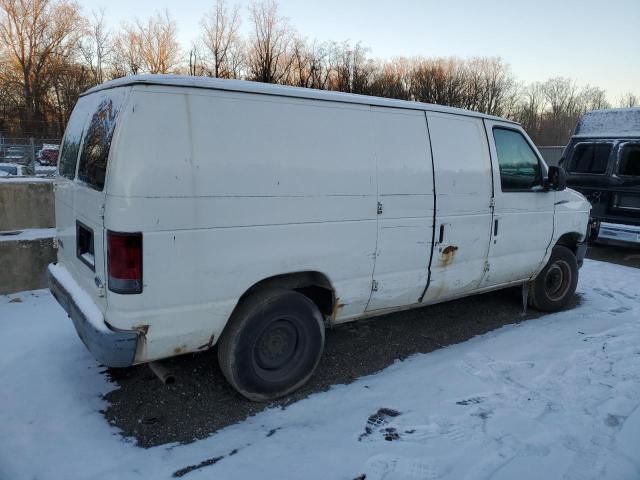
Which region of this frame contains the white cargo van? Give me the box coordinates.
[48,75,591,401]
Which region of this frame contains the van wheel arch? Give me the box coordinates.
[555,232,582,255]
[234,271,336,322]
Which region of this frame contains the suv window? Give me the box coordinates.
[493,128,542,191]
[569,143,612,174]
[618,143,640,177]
[77,98,121,190]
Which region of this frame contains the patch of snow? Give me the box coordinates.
[1,260,640,479]
[574,107,640,137]
[0,176,54,183]
[0,228,55,242]
[47,263,106,329]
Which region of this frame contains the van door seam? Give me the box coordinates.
[418,112,437,303]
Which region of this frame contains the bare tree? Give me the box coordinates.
[0,0,85,135]
[618,92,639,108]
[330,41,372,94]
[201,0,241,78]
[579,85,609,111]
[188,42,208,76]
[80,9,112,84]
[111,27,141,77]
[514,81,546,136]
[246,0,294,83]
[113,10,181,76]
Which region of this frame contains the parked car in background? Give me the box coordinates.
[0,162,27,176]
[4,146,28,164]
[37,144,60,166]
[48,75,590,402]
[559,108,640,245]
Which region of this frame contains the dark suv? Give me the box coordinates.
[559,108,640,245]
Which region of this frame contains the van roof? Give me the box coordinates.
[573,107,640,139]
[83,74,518,124]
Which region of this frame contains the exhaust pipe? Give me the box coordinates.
[149,361,175,385]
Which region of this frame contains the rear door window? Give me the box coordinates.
[59,104,90,179]
[569,143,612,174]
[77,98,121,190]
[618,143,640,177]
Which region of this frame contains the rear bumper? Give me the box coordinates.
[598,222,640,245]
[47,263,138,368]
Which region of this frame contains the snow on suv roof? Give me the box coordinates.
[573,107,640,138]
[83,74,518,124]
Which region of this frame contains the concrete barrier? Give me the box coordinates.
[0,179,56,294]
[0,234,55,294]
[537,146,566,167]
[0,179,54,230]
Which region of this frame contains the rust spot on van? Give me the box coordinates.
[331,299,345,321]
[440,245,459,266]
[134,324,149,335]
[173,345,187,355]
[197,334,216,350]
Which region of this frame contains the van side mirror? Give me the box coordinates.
[547,166,567,191]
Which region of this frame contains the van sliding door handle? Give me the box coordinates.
[494,219,499,237]
[438,224,445,244]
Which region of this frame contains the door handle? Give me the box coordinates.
[494,219,499,237]
[438,224,445,244]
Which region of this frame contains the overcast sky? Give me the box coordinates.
[80,0,640,102]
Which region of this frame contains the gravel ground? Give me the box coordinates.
[104,243,638,448]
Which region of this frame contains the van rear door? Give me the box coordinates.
[55,88,130,310]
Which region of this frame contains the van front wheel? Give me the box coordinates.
[529,245,578,312]
[217,289,325,402]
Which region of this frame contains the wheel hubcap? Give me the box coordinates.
[544,260,572,301]
[255,319,298,370]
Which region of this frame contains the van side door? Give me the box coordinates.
[482,120,554,286]
[365,107,434,311]
[421,112,494,304]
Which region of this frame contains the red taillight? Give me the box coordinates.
[107,231,142,294]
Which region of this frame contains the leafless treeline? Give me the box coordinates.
[0,0,638,143]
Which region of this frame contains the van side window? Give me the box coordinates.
[618,143,640,177]
[493,128,542,191]
[568,143,612,174]
[59,108,87,179]
[77,98,120,191]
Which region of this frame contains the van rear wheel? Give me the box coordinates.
[217,289,325,402]
[529,245,578,312]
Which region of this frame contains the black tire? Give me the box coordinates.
[529,245,578,312]
[217,289,325,402]
[588,220,600,244]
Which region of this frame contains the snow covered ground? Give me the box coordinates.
[1,259,639,480]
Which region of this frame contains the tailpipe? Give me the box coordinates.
[149,361,175,385]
